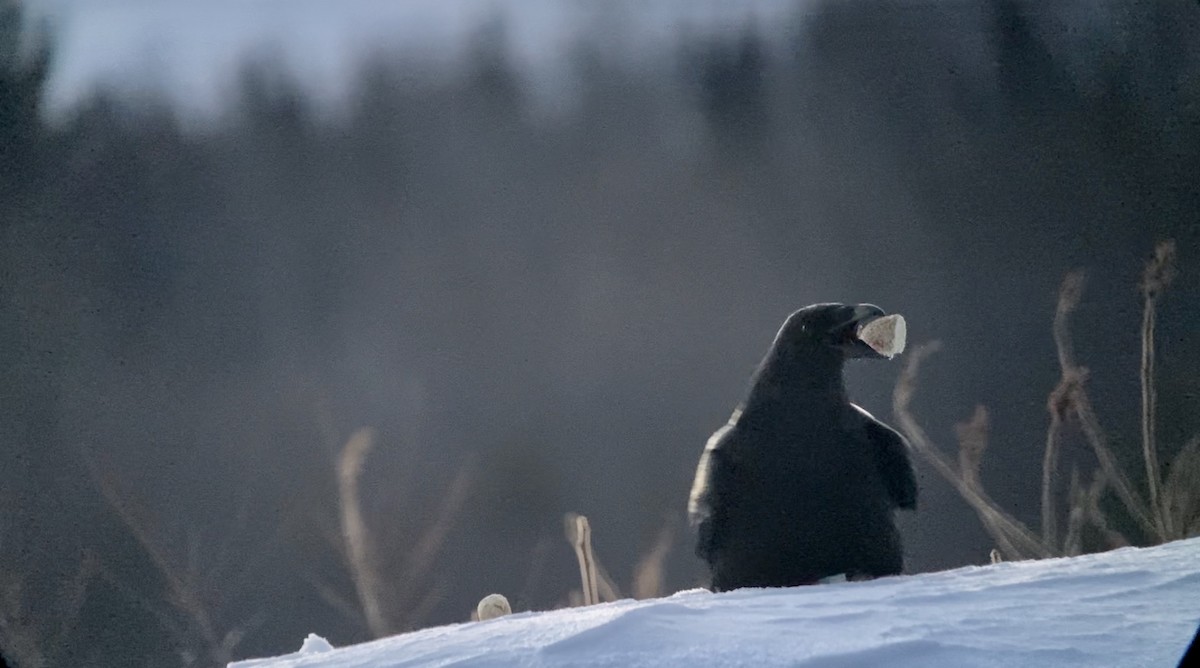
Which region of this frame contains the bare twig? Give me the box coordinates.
[384,456,474,629]
[405,571,450,631]
[1052,271,1086,372]
[1068,384,1158,539]
[219,611,266,660]
[1140,240,1176,538]
[0,577,44,668]
[565,513,599,605]
[895,244,1191,562]
[1042,383,1068,548]
[52,550,97,649]
[1163,437,1200,539]
[301,570,366,628]
[83,450,233,663]
[955,405,989,492]
[318,422,473,637]
[1070,470,1117,555]
[221,509,294,601]
[207,476,255,592]
[400,459,475,602]
[0,546,100,667]
[95,560,189,647]
[1061,468,1088,557]
[562,514,620,603]
[517,536,553,608]
[894,342,1051,560]
[594,559,622,603]
[952,407,1032,561]
[313,512,348,562]
[336,428,392,638]
[632,518,675,600]
[1042,271,1085,547]
[1044,273,1158,541]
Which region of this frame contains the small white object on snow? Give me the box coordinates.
[299,634,334,654]
[857,313,907,358]
[476,593,512,621]
[227,633,334,668]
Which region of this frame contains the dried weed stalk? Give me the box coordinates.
[893,240,1197,561]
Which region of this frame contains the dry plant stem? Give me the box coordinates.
[1068,385,1158,539]
[1140,240,1176,538]
[1065,465,1108,554]
[1140,285,1163,535]
[1085,476,1127,550]
[594,560,622,603]
[576,523,621,602]
[566,513,599,606]
[0,548,99,668]
[1042,271,1084,548]
[405,572,449,630]
[398,458,472,623]
[894,342,1051,560]
[53,550,97,649]
[518,537,553,608]
[82,451,234,663]
[323,425,471,634]
[952,409,1032,558]
[955,406,989,492]
[633,520,675,600]
[1046,272,1159,541]
[0,583,45,668]
[219,613,266,662]
[209,484,253,591]
[1062,468,1087,557]
[1042,397,1066,548]
[302,569,365,627]
[398,460,475,608]
[93,557,187,638]
[337,428,391,638]
[1163,437,1200,538]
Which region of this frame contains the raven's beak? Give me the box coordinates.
[840,304,907,359]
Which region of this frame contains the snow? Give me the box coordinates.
[297,635,335,655]
[232,537,1200,668]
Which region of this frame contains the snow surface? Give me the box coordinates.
[233,537,1200,668]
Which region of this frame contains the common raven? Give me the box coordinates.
[688,303,917,591]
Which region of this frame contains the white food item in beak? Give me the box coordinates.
[857,314,907,358]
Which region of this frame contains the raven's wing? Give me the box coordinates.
[851,404,917,510]
[688,411,741,562]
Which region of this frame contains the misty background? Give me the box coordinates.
[2,0,1199,666]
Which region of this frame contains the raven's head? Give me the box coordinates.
[776,303,907,361]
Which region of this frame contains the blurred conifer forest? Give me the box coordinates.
[2,0,1199,665]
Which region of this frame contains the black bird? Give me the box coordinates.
[688,303,917,591]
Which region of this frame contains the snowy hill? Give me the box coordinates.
[233,538,1200,668]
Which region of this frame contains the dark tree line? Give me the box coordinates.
[2,0,1198,665]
